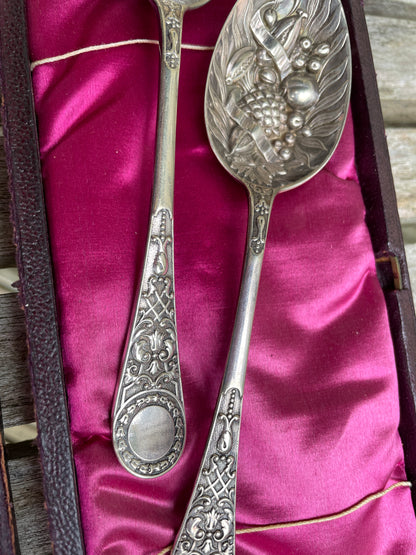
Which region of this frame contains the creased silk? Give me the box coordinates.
[27,1,416,553]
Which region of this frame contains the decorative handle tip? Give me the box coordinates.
[113,390,185,478]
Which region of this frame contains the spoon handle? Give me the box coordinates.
[112,3,186,478]
[172,193,272,554]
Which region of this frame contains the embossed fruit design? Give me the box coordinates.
[220,1,332,185]
[236,84,290,158]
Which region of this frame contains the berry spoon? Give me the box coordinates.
[173,0,351,551]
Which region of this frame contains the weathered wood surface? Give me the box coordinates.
[366,0,416,20]
[386,128,416,222]
[0,2,414,554]
[366,14,416,126]
[0,294,35,428]
[364,0,416,230]
[6,447,52,555]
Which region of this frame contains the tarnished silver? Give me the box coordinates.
[112,0,211,478]
[173,0,351,551]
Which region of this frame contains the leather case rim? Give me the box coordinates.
[0,0,85,552]
[344,0,416,507]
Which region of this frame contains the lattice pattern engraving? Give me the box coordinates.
[113,209,185,477]
[174,389,241,554]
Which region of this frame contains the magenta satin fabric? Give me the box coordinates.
[27,1,416,553]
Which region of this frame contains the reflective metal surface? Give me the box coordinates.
[112,0,211,479]
[173,0,351,551]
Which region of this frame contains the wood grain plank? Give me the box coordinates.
[385,127,416,222]
[405,243,416,305]
[0,412,19,555]
[365,14,416,125]
[0,294,35,428]
[7,450,52,555]
[0,136,16,269]
[365,0,416,21]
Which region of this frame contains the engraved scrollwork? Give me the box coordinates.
[173,389,241,555]
[205,0,350,190]
[113,209,185,476]
[159,0,185,69]
[123,209,180,397]
[125,275,178,388]
[250,188,274,254]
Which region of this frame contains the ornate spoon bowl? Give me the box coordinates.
[173,0,351,551]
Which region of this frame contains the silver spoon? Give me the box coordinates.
[173,0,351,550]
[112,0,211,478]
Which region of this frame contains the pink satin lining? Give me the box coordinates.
[27,0,416,553]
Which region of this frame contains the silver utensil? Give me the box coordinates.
[173,0,351,550]
[112,0,211,478]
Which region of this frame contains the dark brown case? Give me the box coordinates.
[0,0,84,552]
